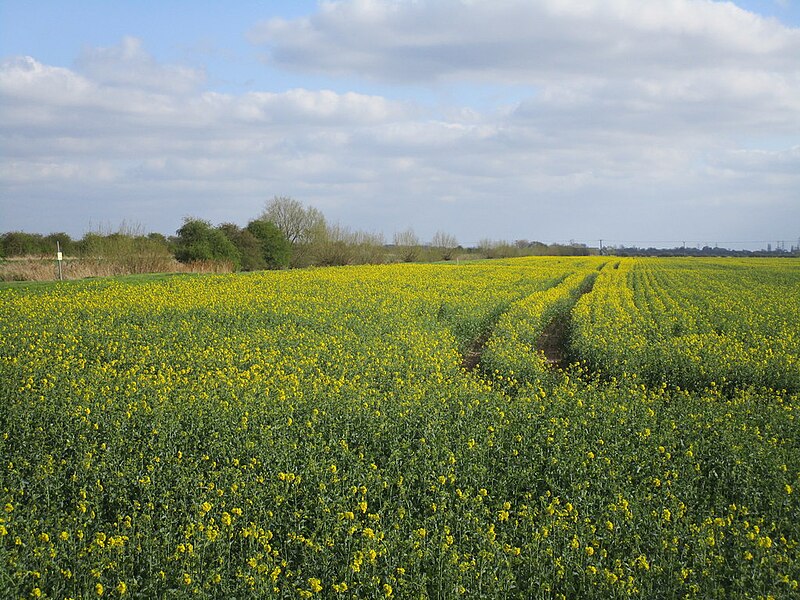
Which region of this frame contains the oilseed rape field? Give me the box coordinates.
[1,257,798,599]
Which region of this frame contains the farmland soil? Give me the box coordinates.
[461,329,492,372]
[536,274,597,369]
[537,317,569,368]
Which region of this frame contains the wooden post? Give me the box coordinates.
[56,241,63,281]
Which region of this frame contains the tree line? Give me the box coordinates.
[1,196,592,274]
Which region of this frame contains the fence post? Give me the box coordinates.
[56,241,63,281]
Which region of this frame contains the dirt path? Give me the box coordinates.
[537,316,570,368]
[461,330,491,372]
[536,274,597,369]
[461,270,600,374]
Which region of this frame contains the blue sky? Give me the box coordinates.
[2,0,799,248]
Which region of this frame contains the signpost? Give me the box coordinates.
[56,241,63,281]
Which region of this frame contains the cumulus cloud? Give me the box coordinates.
[0,40,422,233]
[2,6,799,245]
[250,0,800,81]
[250,0,800,143]
[76,36,206,94]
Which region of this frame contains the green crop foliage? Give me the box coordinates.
[1,258,798,599]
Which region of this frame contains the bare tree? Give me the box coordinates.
[311,223,386,266]
[261,196,326,246]
[393,228,420,262]
[478,238,515,259]
[430,231,459,260]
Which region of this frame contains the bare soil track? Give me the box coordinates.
[461,330,492,372]
[536,275,597,369]
[461,271,599,374]
[537,316,570,368]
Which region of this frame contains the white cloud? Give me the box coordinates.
[250,0,800,81]
[2,9,799,246]
[76,36,206,94]
[248,0,800,145]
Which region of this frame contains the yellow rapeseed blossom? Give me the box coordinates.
[1,257,797,599]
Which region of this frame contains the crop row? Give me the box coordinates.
[570,259,800,392]
[1,258,798,599]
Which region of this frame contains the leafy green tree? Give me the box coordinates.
[78,232,106,257]
[246,219,291,269]
[217,223,265,271]
[174,218,241,269]
[43,233,75,256]
[0,232,47,256]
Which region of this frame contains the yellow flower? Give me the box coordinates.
[95,583,104,596]
[308,577,322,593]
[116,581,127,595]
[383,583,393,597]
[585,546,595,556]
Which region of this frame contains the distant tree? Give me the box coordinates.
[77,232,106,257]
[246,219,291,269]
[261,196,328,267]
[1,232,47,256]
[477,238,495,258]
[529,241,548,255]
[261,196,326,246]
[478,238,517,259]
[349,229,386,265]
[174,218,240,269]
[217,223,264,271]
[393,228,420,262]
[43,232,75,255]
[430,231,458,260]
[147,232,169,245]
[311,223,354,267]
